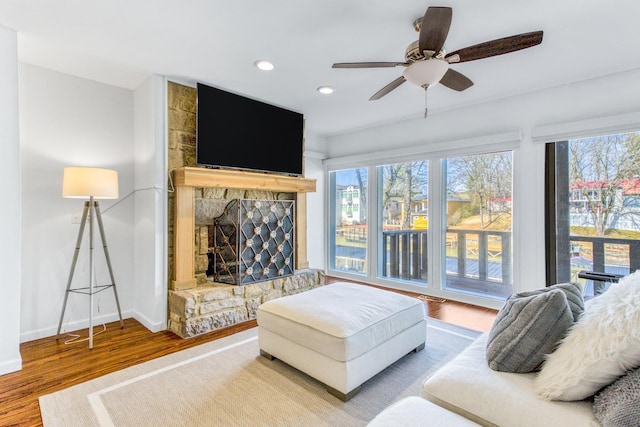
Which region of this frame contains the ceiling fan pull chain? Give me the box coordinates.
[423,85,429,118]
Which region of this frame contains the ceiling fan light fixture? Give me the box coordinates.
[402,59,449,87]
[254,60,274,71]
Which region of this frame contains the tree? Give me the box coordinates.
[621,133,640,178]
[354,168,368,223]
[381,161,428,229]
[448,152,512,229]
[381,164,403,226]
[569,133,636,236]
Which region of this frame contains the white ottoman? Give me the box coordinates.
[368,396,481,426]
[257,282,427,401]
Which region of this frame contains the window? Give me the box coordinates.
[443,152,513,298]
[547,131,640,296]
[378,161,429,283]
[326,146,515,302]
[329,168,368,275]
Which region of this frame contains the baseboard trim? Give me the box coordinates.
[0,355,22,376]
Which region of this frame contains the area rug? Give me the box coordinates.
[39,319,481,427]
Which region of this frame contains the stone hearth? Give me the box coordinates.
[169,269,324,338]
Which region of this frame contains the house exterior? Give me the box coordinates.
[338,185,363,225]
[379,195,470,230]
[569,178,640,231]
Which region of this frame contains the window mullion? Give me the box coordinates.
[368,164,378,280]
[428,158,444,290]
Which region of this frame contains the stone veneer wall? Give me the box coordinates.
[168,269,324,338]
[167,82,197,284]
[167,81,322,337]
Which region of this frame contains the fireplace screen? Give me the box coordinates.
[209,199,295,285]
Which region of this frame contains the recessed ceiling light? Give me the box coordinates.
[317,86,334,95]
[254,60,274,71]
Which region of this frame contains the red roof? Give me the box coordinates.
[570,178,640,195]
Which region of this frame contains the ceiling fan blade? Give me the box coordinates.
[439,69,473,91]
[418,6,452,57]
[369,76,406,100]
[445,31,543,63]
[332,62,408,69]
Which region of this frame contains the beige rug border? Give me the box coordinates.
[88,334,258,426]
[39,328,261,426]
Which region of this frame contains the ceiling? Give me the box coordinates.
[2,0,640,137]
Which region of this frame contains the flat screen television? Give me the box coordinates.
[196,82,304,176]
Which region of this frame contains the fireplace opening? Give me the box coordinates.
[207,199,295,285]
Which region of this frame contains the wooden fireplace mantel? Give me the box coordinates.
[172,167,317,290]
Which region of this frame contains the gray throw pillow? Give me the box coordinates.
[593,367,640,427]
[515,282,584,322]
[486,289,574,373]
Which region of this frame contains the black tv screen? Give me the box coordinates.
[196,82,304,176]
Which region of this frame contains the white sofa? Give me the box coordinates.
[371,276,640,426]
[419,333,600,426]
[368,396,481,426]
[368,332,599,427]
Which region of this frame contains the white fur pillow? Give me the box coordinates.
[535,270,640,401]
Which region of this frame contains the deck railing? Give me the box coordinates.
[382,229,429,281]
[568,235,640,277]
[381,229,513,285]
[336,228,638,298]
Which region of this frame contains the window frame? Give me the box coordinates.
[545,132,640,292]
[324,137,520,308]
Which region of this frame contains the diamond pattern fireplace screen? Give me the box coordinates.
[210,199,295,285]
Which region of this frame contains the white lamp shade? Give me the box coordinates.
[63,167,119,199]
[402,59,449,87]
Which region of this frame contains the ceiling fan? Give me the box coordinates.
[332,6,543,117]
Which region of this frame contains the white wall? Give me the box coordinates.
[325,68,640,159]
[132,75,167,331]
[19,64,136,342]
[323,68,640,308]
[0,25,22,375]
[304,153,325,269]
[302,133,326,270]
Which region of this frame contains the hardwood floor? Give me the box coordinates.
[1,279,497,426]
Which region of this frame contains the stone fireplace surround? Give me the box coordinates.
[167,166,321,338]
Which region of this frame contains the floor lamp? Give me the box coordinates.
[56,167,124,349]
